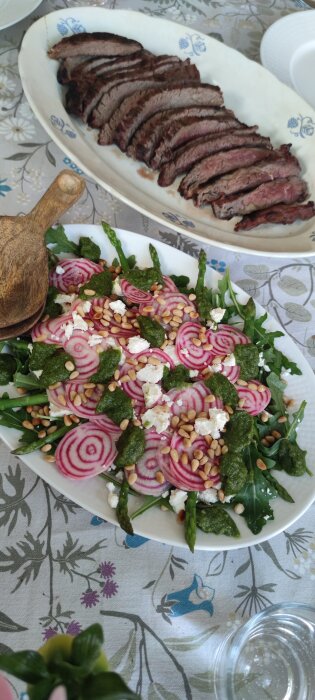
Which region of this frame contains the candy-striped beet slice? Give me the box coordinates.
[176,321,214,370]
[64,381,104,419]
[161,433,220,492]
[162,275,178,292]
[120,279,152,304]
[119,364,145,413]
[55,422,117,479]
[91,415,122,438]
[31,312,72,344]
[139,292,196,328]
[49,258,103,293]
[221,365,240,384]
[134,348,175,368]
[47,383,68,409]
[63,331,100,380]
[236,379,271,416]
[127,429,171,495]
[207,324,250,356]
[167,382,222,417]
[86,297,138,337]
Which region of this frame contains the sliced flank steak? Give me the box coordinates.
[99,83,223,149]
[235,201,315,231]
[179,146,274,200]
[149,115,248,170]
[89,58,200,127]
[212,176,308,220]
[158,127,270,187]
[70,52,150,82]
[48,32,143,59]
[127,106,232,163]
[195,147,300,206]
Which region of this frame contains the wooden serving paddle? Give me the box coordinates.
[0,170,85,339]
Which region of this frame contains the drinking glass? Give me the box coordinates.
[214,602,315,700]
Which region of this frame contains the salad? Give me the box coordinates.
[0,223,310,551]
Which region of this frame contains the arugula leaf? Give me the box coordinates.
[169,274,190,293]
[231,446,277,534]
[78,236,101,262]
[266,372,286,414]
[286,400,306,442]
[14,372,41,391]
[0,403,29,430]
[45,225,79,255]
[263,471,294,503]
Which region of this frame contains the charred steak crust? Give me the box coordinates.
[48,32,143,59]
[235,201,315,231]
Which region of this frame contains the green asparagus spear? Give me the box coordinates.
[13,424,73,455]
[185,491,197,553]
[102,222,129,273]
[116,478,134,535]
[0,393,48,411]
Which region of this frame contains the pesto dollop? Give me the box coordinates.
[220,452,248,495]
[162,364,192,391]
[89,349,121,383]
[204,373,238,408]
[115,425,145,468]
[96,386,133,425]
[234,343,259,381]
[196,504,240,537]
[79,270,112,299]
[278,439,307,476]
[0,355,17,385]
[224,411,255,452]
[39,352,75,388]
[137,316,165,348]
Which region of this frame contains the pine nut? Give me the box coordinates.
[234,503,245,515]
[41,444,52,453]
[120,419,129,431]
[256,458,267,471]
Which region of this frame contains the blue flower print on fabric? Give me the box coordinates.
[162,211,195,228]
[57,17,86,36]
[50,115,76,139]
[287,114,315,138]
[179,33,207,57]
[163,574,214,617]
[90,515,106,526]
[0,178,11,197]
[208,258,226,273]
[124,533,149,549]
[63,157,83,175]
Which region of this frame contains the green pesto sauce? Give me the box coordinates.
[123,267,161,292]
[204,373,238,408]
[29,342,61,371]
[224,411,255,452]
[0,355,17,385]
[78,236,101,262]
[96,386,133,425]
[234,343,259,381]
[196,504,240,537]
[162,364,192,391]
[115,425,145,468]
[137,316,165,348]
[79,270,112,299]
[278,439,307,476]
[220,452,248,495]
[39,352,75,388]
[89,349,121,383]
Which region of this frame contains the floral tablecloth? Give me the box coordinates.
[0,2,314,698]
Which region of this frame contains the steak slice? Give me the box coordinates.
[150,115,247,170]
[127,106,232,163]
[48,32,143,59]
[89,59,200,127]
[235,201,315,231]
[58,53,150,84]
[158,128,268,186]
[195,150,300,206]
[179,146,274,199]
[99,83,223,149]
[212,176,308,220]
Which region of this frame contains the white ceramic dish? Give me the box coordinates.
[1,225,315,551]
[261,10,315,110]
[0,0,43,31]
[18,8,315,258]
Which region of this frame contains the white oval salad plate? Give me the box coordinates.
[0,0,43,31]
[18,8,315,258]
[261,10,315,110]
[1,225,314,551]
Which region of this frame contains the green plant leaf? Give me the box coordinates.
[0,650,49,683]
[71,623,103,669]
[45,225,79,255]
[81,671,140,699]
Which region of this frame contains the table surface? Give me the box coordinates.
[0,2,314,699]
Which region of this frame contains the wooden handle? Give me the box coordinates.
[29,169,85,232]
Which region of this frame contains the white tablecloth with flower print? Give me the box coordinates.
[0,2,315,699]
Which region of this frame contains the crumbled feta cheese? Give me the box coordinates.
[136,363,164,384]
[197,489,218,504]
[163,344,180,365]
[105,482,119,509]
[82,300,91,313]
[224,494,235,503]
[141,406,171,433]
[181,348,189,357]
[189,369,199,378]
[169,489,188,513]
[210,307,225,323]
[161,393,173,406]
[88,334,104,347]
[142,382,162,408]
[55,293,77,308]
[62,311,89,339]
[27,343,33,352]
[55,265,65,275]
[258,352,270,372]
[127,336,150,354]
[176,399,183,406]
[223,353,236,367]
[112,277,122,296]
[109,299,126,315]
[49,402,72,418]
[194,408,229,439]
[281,368,292,381]
[32,369,43,379]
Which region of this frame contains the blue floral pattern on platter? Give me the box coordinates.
[287,114,315,138]
[179,33,207,57]
[208,258,227,273]
[57,17,86,36]
[63,156,83,174]
[162,211,195,228]
[50,115,76,139]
